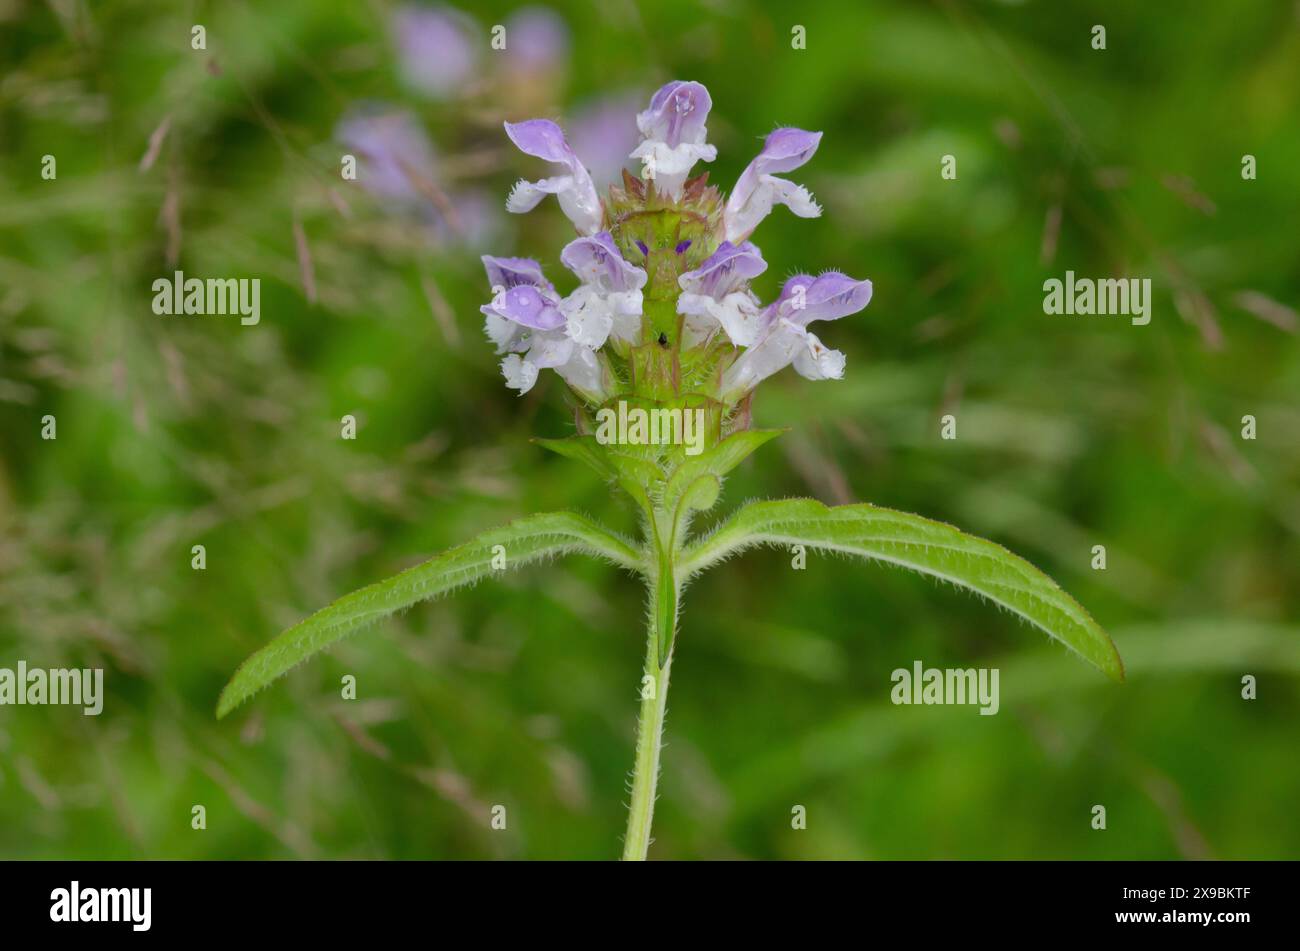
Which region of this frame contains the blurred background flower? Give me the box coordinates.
[391,4,481,99]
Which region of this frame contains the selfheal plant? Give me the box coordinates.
[218,81,1123,860]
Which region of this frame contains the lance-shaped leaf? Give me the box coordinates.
[680,498,1123,680]
[217,512,644,718]
[533,434,662,505]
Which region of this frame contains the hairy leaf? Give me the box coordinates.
[680,498,1123,680]
[217,512,643,718]
[661,428,784,516]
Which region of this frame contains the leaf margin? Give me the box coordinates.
[216,511,644,719]
[679,497,1124,682]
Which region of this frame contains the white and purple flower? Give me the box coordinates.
[628,80,718,199]
[481,80,872,410]
[503,119,603,236]
[721,271,874,399]
[724,127,823,243]
[676,241,768,347]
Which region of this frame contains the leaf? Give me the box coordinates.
[532,435,617,479]
[680,498,1123,681]
[662,428,783,506]
[653,544,678,668]
[533,435,662,506]
[216,512,644,718]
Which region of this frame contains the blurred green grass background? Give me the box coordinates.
[1,0,1297,859]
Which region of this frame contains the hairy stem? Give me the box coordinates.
[623,621,673,860]
[623,506,680,860]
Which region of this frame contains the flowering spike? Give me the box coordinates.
[477,83,869,416]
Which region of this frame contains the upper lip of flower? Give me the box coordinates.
[636,80,712,148]
[678,241,768,297]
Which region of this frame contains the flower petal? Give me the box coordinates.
[628,140,717,199]
[636,81,712,148]
[552,344,608,400]
[502,119,602,234]
[481,254,551,292]
[560,231,647,293]
[724,175,822,243]
[560,285,615,349]
[678,241,767,298]
[500,353,540,393]
[791,327,846,380]
[483,312,527,353]
[720,319,806,396]
[504,118,574,163]
[720,269,870,398]
[505,175,573,213]
[481,283,566,331]
[677,291,765,347]
[724,127,823,242]
[770,271,873,326]
[526,330,576,369]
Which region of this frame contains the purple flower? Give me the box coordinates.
[480,266,564,334]
[391,5,478,99]
[679,241,767,298]
[676,242,768,346]
[559,232,647,348]
[478,255,611,399]
[721,272,872,398]
[561,231,645,293]
[629,81,717,198]
[336,108,438,203]
[504,7,570,76]
[503,119,603,235]
[724,128,823,243]
[482,255,553,293]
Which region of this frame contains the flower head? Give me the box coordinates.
[480,81,872,433]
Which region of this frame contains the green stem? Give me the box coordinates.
[623,506,679,860]
[623,621,673,861]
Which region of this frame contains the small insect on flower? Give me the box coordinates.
[483,80,872,418]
